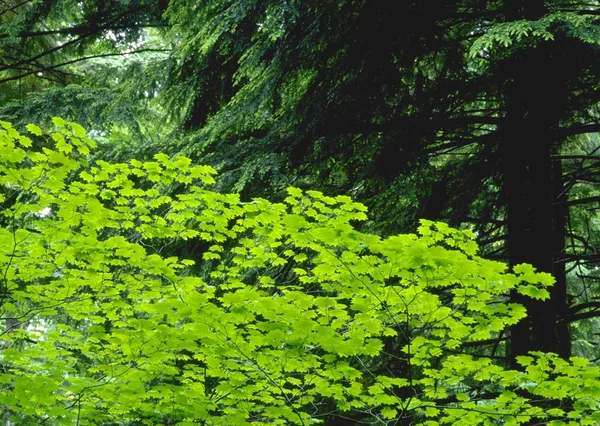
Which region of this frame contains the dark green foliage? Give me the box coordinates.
[0,0,171,149]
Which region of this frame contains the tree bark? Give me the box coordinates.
[501,0,573,367]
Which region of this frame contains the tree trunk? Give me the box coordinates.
[502,0,571,367]
[503,102,558,367]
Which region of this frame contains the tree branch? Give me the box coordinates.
[567,301,600,314]
[575,274,600,280]
[0,4,158,73]
[0,0,34,16]
[562,310,600,323]
[461,336,508,347]
[0,32,94,73]
[557,123,600,137]
[321,116,502,137]
[0,48,171,84]
[561,253,600,262]
[553,155,600,161]
[554,196,600,207]
[0,23,168,40]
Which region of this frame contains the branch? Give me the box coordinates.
[461,336,508,347]
[0,0,34,16]
[478,235,507,246]
[565,232,596,252]
[575,274,600,280]
[0,23,168,40]
[0,4,156,73]
[562,310,600,323]
[0,32,93,73]
[464,216,506,226]
[554,196,600,207]
[555,7,600,15]
[558,123,600,137]
[320,116,502,137]
[424,132,498,155]
[561,253,600,262]
[0,49,171,84]
[553,155,600,161]
[567,301,600,314]
[433,392,501,405]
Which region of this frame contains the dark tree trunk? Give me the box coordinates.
[502,0,571,367]
[503,97,558,367]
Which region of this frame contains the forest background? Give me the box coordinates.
[2,0,600,424]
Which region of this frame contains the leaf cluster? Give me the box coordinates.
[0,121,598,425]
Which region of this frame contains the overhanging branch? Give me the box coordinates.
[562,310,600,323]
[0,48,171,84]
[567,301,600,314]
[0,23,168,40]
[554,196,600,208]
[557,123,600,137]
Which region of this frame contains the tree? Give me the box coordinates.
[0,0,171,147]
[155,0,600,367]
[1,120,599,425]
[4,0,600,371]
[0,0,168,88]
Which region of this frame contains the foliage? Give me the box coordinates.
[5,0,600,382]
[0,0,171,150]
[0,0,167,91]
[157,0,600,365]
[1,120,599,425]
